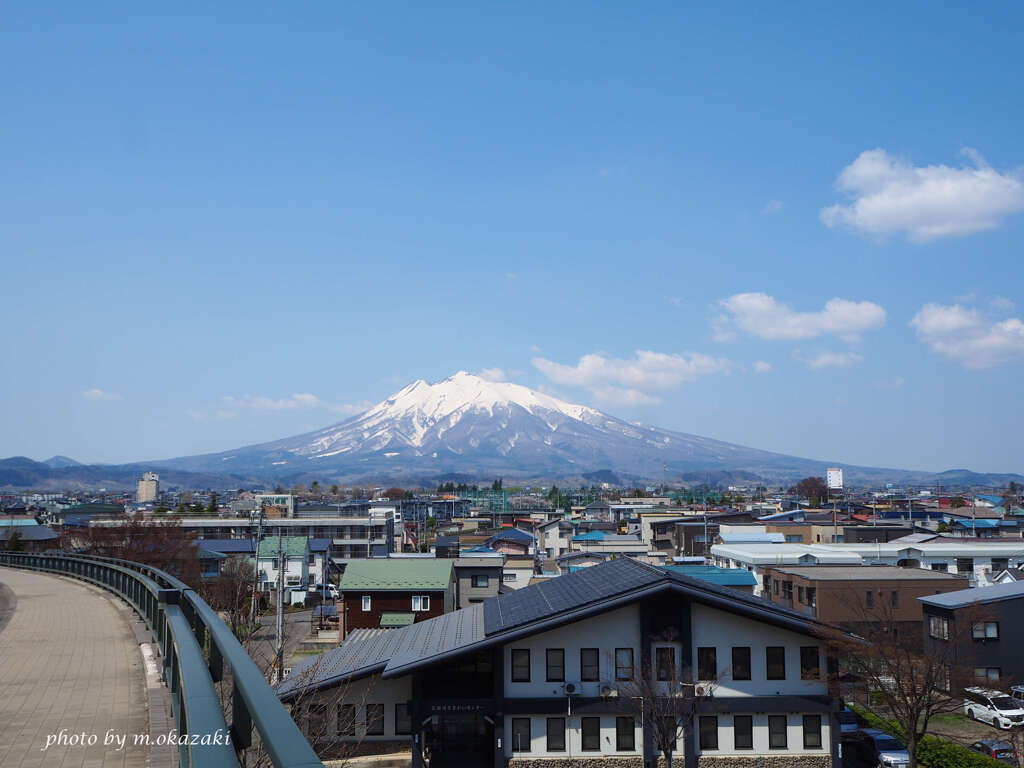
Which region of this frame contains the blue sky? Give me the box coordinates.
[2,2,1023,473]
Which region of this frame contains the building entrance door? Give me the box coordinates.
[425,711,493,767]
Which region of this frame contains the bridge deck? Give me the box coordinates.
[0,567,149,768]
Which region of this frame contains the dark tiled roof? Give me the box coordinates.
[197,538,255,554]
[486,556,660,634]
[278,557,838,699]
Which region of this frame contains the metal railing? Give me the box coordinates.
[0,551,323,768]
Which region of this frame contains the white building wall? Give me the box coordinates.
[503,604,641,699]
[306,674,412,743]
[503,714,643,759]
[691,603,828,698]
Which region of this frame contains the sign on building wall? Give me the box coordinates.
[826,468,844,490]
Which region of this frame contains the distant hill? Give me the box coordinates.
[4,373,1021,491]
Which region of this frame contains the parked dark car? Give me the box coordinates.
[969,740,1019,767]
[843,729,910,768]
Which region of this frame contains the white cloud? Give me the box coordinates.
[479,368,507,382]
[81,388,122,401]
[763,199,784,214]
[221,393,323,411]
[794,350,863,369]
[992,295,1016,313]
[820,148,1024,242]
[532,350,731,405]
[716,292,886,343]
[753,361,772,373]
[329,401,374,416]
[911,303,1024,369]
[873,376,905,390]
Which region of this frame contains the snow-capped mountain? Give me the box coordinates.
[157,371,842,482]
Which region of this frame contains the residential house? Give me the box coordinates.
[535,519,572,560]
[920,580,1024,686]
[278,557,846,768]
[488,528,536,557]
[501,556,536,590]
[340,559,455,635]
[257,536,311,593]
[761,565,967,643]
[453,554,505,608]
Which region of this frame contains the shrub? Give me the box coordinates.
[847,703,1005,768]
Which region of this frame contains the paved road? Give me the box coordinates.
[0,567,149,768]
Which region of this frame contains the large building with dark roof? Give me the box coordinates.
[278,557,846,768]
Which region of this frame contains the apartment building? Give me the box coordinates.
[278,557,844,768]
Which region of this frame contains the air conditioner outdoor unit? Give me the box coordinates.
[599,683,618,698]
[694,683,713,697]
[563,682,582,695]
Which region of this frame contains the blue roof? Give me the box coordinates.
[487,528,535,543]
[920,579,1024,609]
[572,531,606,541]
[309,537,332,552]
[950,518,1000,528]
[977,495,1004,505]
[198,538,255,554]
[664,565,758,587]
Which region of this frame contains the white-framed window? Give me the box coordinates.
[472,575,489,588]
[412,595,430,612]
[975,667,1001,681]
[973,622,999,639]
[361,595,371,611]
[503,573,517,582]
[929,615,949,640]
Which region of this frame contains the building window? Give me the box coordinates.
[472,574,489,588]
[412,595,430,612]
[773,579,780,595]
[768,715,788,749]
[733,715,753,749]
[975,667,1001,681]
[931,562,948,572]
[865,590,874,608]
[511,649,531,682]
[656,647,677,681]
[697,647,717,681]
[993,558,1009,572]
[511,718,531,752]
[800,646,820,680]
[546,649,565,682]
[361,595,371,611]
[782,581,793,600]
[956,558,974,574]
[973,622,999,640]
[798,586,805,603]
[803,715,822,749]
[699,716,718,750]
[546,718,566,752]
[365,704,384,736]
[395,703,411,735]
[339,703,356,736]
[732,647,751,680]
[308,704,328,736]
[616,716,635,751]
[580,648,600,681]
[807,587,817,608]
[581,717,600,751]
[503,573,517,582]
[766,647,786,680]
[615,648,634,681]
[929,616,949,640]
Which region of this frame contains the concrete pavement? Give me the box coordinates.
[0,567,150,768]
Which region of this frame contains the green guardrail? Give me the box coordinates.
[0,551,323,768]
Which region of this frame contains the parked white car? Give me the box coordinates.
[310,583,339,599]
[964,687,1024,729]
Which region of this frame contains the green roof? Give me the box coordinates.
[341,559,454,591]
[257,536,308,559]
[380,612,416,628]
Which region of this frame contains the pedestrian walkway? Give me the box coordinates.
[0,567,149,768]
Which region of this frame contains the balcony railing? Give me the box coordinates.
[0,551,322,768]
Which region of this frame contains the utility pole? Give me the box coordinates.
[249,508,264,626]
[274,540,284,684]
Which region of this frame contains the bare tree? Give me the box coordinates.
[615,633,718,768]
[820,588,992,768]
[199,557,257,637]
[71,516,202,585]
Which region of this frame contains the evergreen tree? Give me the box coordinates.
[207,493,218,514]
